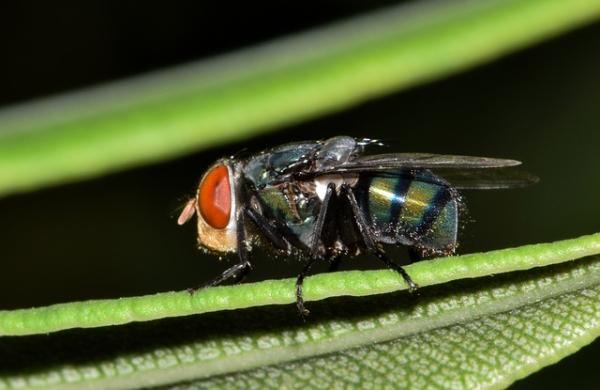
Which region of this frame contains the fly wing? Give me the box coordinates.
[432,168,539,189]
[310,153,537,190]
[332,153,522,170]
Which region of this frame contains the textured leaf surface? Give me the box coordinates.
[0,0,599,196]
[178,283,600,390]
[1,251,600,389]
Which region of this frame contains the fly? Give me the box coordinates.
[177,136,537,317]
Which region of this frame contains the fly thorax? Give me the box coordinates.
[314,136,358,170]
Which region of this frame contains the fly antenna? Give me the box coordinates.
[177,198,196,225]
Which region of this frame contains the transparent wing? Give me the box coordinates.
[309,153,537,190]
[433,167,539,189]
[333,153,522,170]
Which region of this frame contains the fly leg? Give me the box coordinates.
[295,182,336,318]
[192,260,252,290]
[295,257,317,318]
[187,210,252,293]
[341,184,418,292]
[245,207,289,251]
[408,247,424,263]
[327,255,342,272]
[372,250,418,292]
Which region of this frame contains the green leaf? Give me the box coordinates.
[1,239,600,389]
[177,261,600,390]
[0,0,599,196]
[1,233,599,337]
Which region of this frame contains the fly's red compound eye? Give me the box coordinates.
[198,164,231,229]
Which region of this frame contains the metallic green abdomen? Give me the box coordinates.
[355,171,458,251]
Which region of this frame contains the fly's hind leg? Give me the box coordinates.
[341,184,418,293]
[373,250,418,292]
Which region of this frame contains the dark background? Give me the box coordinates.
[0,1,599,388]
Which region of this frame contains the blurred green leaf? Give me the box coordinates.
[1,238,600,389]
[0,0,599,196]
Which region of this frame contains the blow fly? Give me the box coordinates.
[178,136,536,316]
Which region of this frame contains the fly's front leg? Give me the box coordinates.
[189,261,251,292]
[341,184,418,293]
[188,210,252,293]
[245,207,289,251]
[295,182,336,318]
